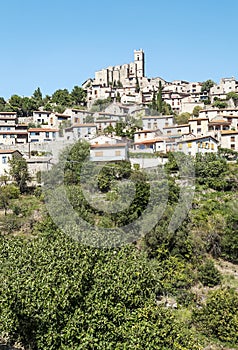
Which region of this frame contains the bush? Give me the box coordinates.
[193,288,238,344]
[197,259,221,287]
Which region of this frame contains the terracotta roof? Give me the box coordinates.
[220,130,238,135]
[0,149,22,154]
[90,143,127,148]
[0,131,28,135]
[95,119,116,123]
[71,123,96,127]
[0,112,17,115]
[163,124,190,129]
[33,110,52,114]
[208,120,231,125]
[99,112,121,117]
[28,128,59,132]
[188,118,208,121]
[134,138,164,145]
[142,115,173,119]
[177,135,219,143]
[200,108,238,112]
[55,113,71,117]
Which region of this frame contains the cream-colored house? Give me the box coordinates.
[89,135,123,146]
[65,123,97,141]
[177,136,219,156]
[0,149,23,176]
[95,119,117,132]
[90,143,128,162]
[33,111,55,127]
[163,124,190,136]
[134,129,163,144]
[142,115,174,130]
[188,117,209,136]
[199,107,238,121]
[28,128,59,143]
[220,130,238,151]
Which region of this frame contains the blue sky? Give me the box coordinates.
[1,0,238,98]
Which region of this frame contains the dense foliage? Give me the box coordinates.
[1,144,238,349]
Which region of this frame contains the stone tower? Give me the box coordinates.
[134,49,145,78]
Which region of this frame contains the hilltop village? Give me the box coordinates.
[1,49,238,178]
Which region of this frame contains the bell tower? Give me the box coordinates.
[134,49,145,78]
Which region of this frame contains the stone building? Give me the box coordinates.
[93,49,145,88]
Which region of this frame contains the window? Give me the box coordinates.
[45,132,49,138]
[144,133,147,138]
[178,143,182,150]
[197,120,201,125]
[2,156,7,164]
[115,150,121,156]
[138,133,141,139]
[95,151,103,157]
[211,143,214,150]
[187,142,192,148]
[148,123,151,129]
[231,136,235,142]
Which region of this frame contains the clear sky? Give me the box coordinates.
[1,0,238,99]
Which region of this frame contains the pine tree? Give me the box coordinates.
[157,81,163,114]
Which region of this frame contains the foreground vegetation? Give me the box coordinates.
[1,143,238,349]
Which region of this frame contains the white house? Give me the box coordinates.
[90,142,128,162]
[134,129,163,144]
[28,128,59,143]
[0,149,23,176]
[65,123,97,141]
[220,130,238,151]
[142,115,174,130]
[188,117,209,137]
[95,119,117,132]
[176,136,219,156]
[33,111,55,127]
[163,124,190,136]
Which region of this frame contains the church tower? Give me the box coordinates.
[134,49,145,78]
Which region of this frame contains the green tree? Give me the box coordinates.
[135,77,140,93]
[0,184,20,215]
[0,227,201,349]
[52,89,72,106]
[174,112,191,125]
[32,87,43,106]
[84,115,95,123]
[8,154,31,193]
[192,105,203,117]
[157,81,163,114]
[62,140,90,184]
[212,100,228,109]
[150,91,157,113]
[226,91,238,107]
[70,85,86,106]
[197,259,221,287]
[201,79,215,93]
[193,288,238,344]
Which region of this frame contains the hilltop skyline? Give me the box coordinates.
[1,0,238,99]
